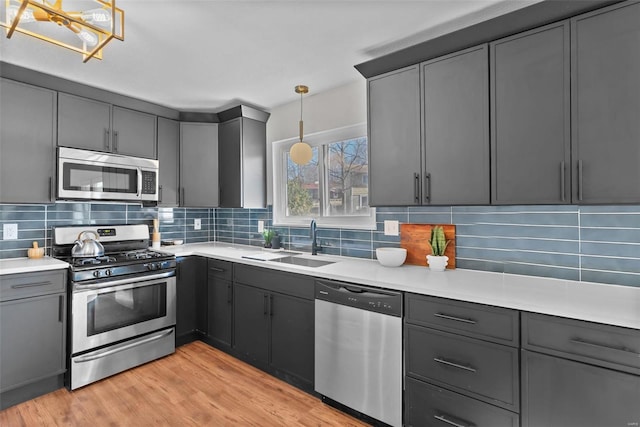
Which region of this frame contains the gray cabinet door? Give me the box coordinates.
[0,79,56,204]
[157,117,179,206]
[218,119,242,208]
[522,350,640,427]
[422,45,490,205]
[368,65,422,206]
[207,277,233,348]
[180,122,219,207]
[0,293,66,393]
[112,106,157,159]
[491,22,571,204]
[58,92,112,152]
[571,1,640,204]
[233,283,269,365]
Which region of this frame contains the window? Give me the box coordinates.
[273,124,375,229]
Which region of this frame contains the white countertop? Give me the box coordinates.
[0,256,69,275]
[159,242,640,330]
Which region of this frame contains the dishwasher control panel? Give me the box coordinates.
[315,280,402,317]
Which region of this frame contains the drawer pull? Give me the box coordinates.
[434,357,477,373]
[434,413,474,427]
[434,312,477,325]
[209,267,225,273]
[11,281,52,289]
[570,338,640,357]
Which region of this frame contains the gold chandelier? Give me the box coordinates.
[1,0,124,62]
[290,84,313,165]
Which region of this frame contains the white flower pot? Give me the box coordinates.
[427,255,449,272]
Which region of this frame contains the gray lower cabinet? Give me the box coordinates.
[157,117,180,206]
[180,122,219,207]
[405,293,520,426]
[0,78,56,204]
[521,312,640,427]
[571,0,640,204]
[233,264,314,389]
[421,45,490,205]
[206,259,233,349]
[490,21,570,204]
[175,256,207,346]
[58,92,157,159]
[368,65,422,206]
[0,270,67,410]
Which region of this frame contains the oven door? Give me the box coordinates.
[71,271,176,354]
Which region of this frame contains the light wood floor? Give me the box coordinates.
[1,341,369,426]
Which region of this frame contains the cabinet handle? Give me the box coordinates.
[433,357,477,373]
[560,161,566,202]
[414,173,420,204]
[570,338,640,357]
[113,131,119,152]
[433,312,477,325]
[49,176,53,201]
[182,188,185,206]
[209,267,225,273]
[227,283,232,304]
[11,281,52,289]
[269,294,274,317]
[578,160,584,201]
[434,413,474,427]
[424,173,431,203]
[58,295,64,323]
[158,185,163,203]
[263,294,268,315]
[104,128,110,150]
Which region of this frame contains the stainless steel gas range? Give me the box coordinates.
[52,224,176,390]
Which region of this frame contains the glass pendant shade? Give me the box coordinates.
[1,0,124,62]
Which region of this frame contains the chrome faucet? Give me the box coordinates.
[310,219,322,255]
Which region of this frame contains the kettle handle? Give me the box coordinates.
[78,230,99,241]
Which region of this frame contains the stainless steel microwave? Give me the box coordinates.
[58,147,159,203]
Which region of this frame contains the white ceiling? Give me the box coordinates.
[0,0,539,112]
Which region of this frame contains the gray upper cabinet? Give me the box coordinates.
[422,45,490,205]
[490,22,571,205]
[157,117,180,206]
[0,78,56,204]
[218,110,268,208]
[180,122,219,207]
[368,65,422,206]
[571,0,640,204]
[58,92,157,159]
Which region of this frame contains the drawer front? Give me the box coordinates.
[0,270,67,302]
[406,377,519,427]
[234,264,314,300]
[207,259,233,281]
[406,325,519,411]
[523,312,640,375]
[405,293,519,346]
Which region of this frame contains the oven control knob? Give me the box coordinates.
[105,269,112,277]
[93,270,101,278]
[148,263,158,271]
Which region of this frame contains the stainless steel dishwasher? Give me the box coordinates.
[315,279,402,427]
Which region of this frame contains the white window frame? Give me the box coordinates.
[272,123,375,230]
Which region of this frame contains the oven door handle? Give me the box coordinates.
[73,270,175,291]
[73,328,174,363]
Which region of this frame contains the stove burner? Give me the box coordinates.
[124,250,164,260]
[74,256,116,266]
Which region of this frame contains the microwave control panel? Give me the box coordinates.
[141,171,157,195]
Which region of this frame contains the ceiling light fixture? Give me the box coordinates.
[290,84,313,166]
[1,0,124,62]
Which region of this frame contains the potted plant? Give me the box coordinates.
[426,225,450,271]
[262,228,275,248]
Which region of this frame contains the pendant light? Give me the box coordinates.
[290,85,313,165]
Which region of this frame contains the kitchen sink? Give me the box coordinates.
[272,256,335,268]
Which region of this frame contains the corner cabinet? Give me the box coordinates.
[233,264,315,391]
[175,256,207,346]
[0,78,56,204]
[58,92,157,159]
[571,0,640,204]
[368,65,422,206]
[490,22,571,205]
[0,270,67,410]
[157,117,180,206]
[180,122,219,207]
[206,259,233,350]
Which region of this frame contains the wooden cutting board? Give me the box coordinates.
[400,224,456,269]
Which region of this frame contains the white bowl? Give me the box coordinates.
[375,248,407,267]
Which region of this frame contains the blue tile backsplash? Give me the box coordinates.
[1,203,638,288]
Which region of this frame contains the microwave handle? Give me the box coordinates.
[137,168,143,197]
